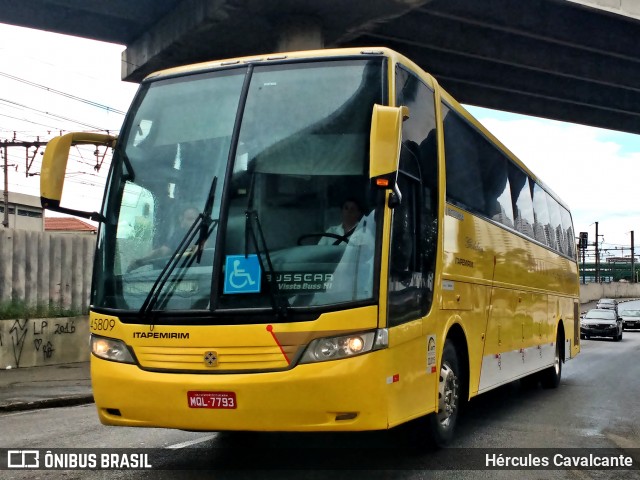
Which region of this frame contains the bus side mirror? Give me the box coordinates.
[41,132,117,222]
[369,104,408,208]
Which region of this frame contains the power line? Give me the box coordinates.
[0,71,126,115]
[0,98,107,131]
[0,112,61,130]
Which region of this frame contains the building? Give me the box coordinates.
[606,256,638,264]
[45,217,97,235]
[0,191,44,231]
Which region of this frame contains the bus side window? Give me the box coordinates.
[508,163,535,239]
[393,65,439,324]
[420,130,438,280]
[443,108,485,215]
[388,173,423,326]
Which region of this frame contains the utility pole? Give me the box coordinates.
[631,230,635,283]
[2,142,8,228]
[595,222,599,283]
[1,139,49,228]
[2,139,48,177]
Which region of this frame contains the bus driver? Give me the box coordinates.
[318,198,363,246]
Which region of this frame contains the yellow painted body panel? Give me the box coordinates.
[93,306,378,371]
[92,306,401,430]
[93,349,390,431]
[385,319,436,426]
[441,203,580,396]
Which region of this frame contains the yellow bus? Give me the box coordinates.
[40,47,580,446]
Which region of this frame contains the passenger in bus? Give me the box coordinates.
[128,206,199,271]
[318,198,364,245]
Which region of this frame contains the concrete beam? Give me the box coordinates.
[122,0,237,81]
[122,0,434,82]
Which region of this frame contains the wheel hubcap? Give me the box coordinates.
[437,362,459,428]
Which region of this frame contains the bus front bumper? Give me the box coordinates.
[92,352,390,431]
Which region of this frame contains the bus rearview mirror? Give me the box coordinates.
[369,104,408,206]
[41,132,117,221]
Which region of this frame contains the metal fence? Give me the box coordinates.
[579,262,639,284]
[0,228,95,312]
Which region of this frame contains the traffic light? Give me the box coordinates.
[579,232,588,250]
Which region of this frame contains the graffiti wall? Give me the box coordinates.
[0,229,95,313]
[0,316,89,368]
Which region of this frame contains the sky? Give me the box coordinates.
[0,23,137,210]
[1,22,640,258]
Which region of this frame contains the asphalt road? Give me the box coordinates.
[1,326,640,479]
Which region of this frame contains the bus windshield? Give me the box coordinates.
[93,57,385,316]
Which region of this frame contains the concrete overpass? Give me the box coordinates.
[0,0,639,135]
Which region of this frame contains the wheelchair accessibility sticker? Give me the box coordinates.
[224,255,261,294]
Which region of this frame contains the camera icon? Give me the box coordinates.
[7,450,40,468]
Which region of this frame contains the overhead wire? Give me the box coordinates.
[0,112,61,130]
[0,98,107,131]
[0,70,124,181]
[0,71,126,115]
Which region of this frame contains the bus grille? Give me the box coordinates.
[134,344,300,372]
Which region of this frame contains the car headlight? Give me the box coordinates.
[91,334,136,364]
[299,329,388,364]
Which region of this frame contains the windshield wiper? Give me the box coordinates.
[243,173,289,320]
[139,176,219,323]
[245,209,289,320]
[196,176,217,263]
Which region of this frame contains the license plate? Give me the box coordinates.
[187,391,237,409]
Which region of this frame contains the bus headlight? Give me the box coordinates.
[91,335,135,364]
[299,329,388,364]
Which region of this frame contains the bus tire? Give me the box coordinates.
[425,339,461,447]
[540,333,562,389]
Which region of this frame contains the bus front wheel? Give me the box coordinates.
[425,339,461,447]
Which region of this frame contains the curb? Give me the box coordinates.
[0,394,94,413]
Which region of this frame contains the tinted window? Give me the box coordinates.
[547,192,566,254]
[390,67,439,324]
[444,106,515,228]
[443,105,485,214]
[443,104,572,258]
[532,183,550,246]
[482,150,514,228]
[545,191,562,252]
[560,207,575,258]
[508,163,535,238]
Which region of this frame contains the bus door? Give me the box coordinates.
[384,65,439,424]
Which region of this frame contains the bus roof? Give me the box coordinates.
[144,47,403,82]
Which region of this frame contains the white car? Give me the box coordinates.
[596,298,618,313]
[619,308,640,330]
